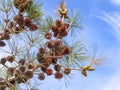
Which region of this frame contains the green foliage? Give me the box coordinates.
[66,9,83,36]
[38,16,54,33]
[25,1,43,21]
[0,0,12,13]
[62,39,88,67]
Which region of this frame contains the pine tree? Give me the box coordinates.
[0,0,100,89]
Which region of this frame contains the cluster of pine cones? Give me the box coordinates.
[0,0,73,89]
[0,0,38,47]
[0,1,96,90]
[37,19,71,80]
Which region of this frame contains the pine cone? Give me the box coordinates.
[24,70,34,79]
[0,41,6,47]
[0,58,6,65]
[64,68,71,75]
[38,73,45,80]
[7,67,14,75]
[54,64,61,71]
[45,68,53,76]
[54,72,63,79]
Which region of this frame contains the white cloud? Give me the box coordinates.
[97,11,120,40]
[111,0,120,5]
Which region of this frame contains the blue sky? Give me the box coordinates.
[36,0,120,90]
[0,0,120,90]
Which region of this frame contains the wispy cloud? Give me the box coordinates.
[97,11,120,40]
[111,0,120,5]
[102,70,120,90]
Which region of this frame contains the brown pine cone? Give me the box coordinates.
[54,64,61,71]
[54,72,63,79]
[7,67,14,75]
[24,18,32,27]
[0,41,6,47]
[44,32,52,39]
[6,55,15,63]
[24,70,34,79]
[38,73,45,80]
[19,59,26,65]
[0,58,6,65]
[64,68,71,75]
[45,68,53,76]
